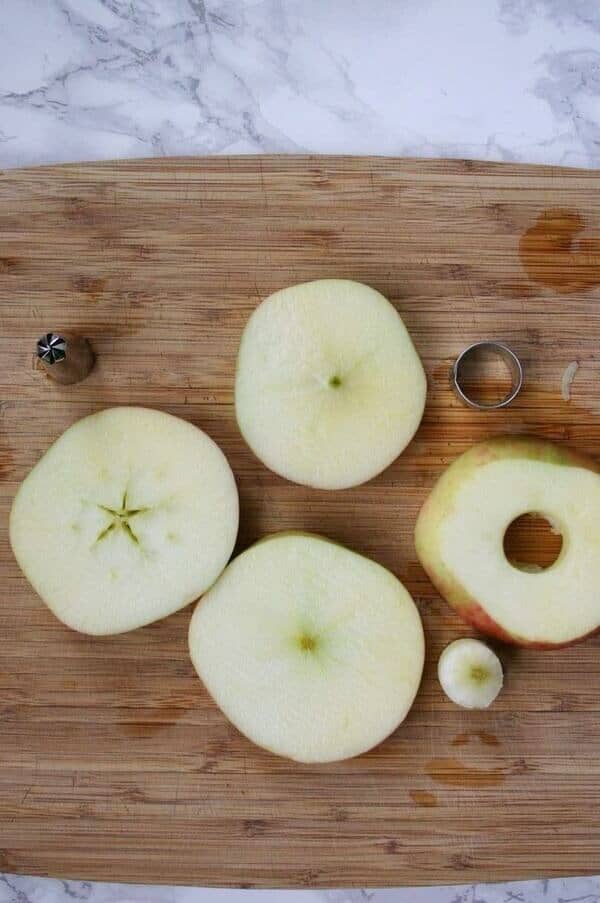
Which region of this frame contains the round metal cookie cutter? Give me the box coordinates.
[451,341,523,410]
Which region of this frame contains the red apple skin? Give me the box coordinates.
[415,436,600,649]
[430,573,600,649]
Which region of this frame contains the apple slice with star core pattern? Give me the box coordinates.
[10,406,239,635]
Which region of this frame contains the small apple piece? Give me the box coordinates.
[438,638,503,709]
[415,436,600,647]
[188,532,425,763]
[235,279,426,489]
[10,407,239,635]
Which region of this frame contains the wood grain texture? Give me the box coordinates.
[1,156,600,888]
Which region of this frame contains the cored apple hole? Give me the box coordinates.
[503,513,563,571]
[456,345,513,407]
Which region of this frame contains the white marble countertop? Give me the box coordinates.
[2,876,600,903]
[2,0,600,169]
[2,1,600,901]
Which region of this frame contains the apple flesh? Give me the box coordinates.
[438,638,503,709]
[10,407,239,635]
[415,436,600,647]
[235,279,426,489]
[188,532,425,762]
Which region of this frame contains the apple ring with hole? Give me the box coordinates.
[189,532,425,763]
[10,407,239,635]
[235,279,426,489]
[415,436,600,648]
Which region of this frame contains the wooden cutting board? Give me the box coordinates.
[1,156,600,889]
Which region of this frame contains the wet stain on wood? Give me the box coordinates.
[410,789,438,807]
[475,731,500,747]
[520,208,600,292]
[426,757,505,788]
[243,818,268,837]
[73,275,106,301]
[452,731,501,748]
[0,256,21,274]
[0,445,14,480]
[451,853,473,870]
[119,706,185,737]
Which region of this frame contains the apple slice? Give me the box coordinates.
[415,436,600,647]
[438,639,503,709]
[235,279,426,489]
[10,407,239,635]
[188,532,425,763]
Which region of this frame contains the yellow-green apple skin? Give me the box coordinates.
[415,436,600,648]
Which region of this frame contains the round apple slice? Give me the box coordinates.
[189,532,425,763]
[415,436,600,647]
[10,407,239,635]
[438,639,503,709]
[235,279,426,489]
